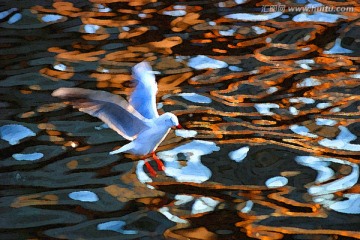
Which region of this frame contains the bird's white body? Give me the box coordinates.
[110,113,177,155]
[52,62,180,157]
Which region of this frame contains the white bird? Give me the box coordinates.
[52,62,181,176]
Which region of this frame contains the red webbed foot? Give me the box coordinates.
[152,152,165,171]
[144,159,157,177]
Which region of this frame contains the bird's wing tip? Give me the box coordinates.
[134,61,151,69]
[52,87,71,97]
[133,61,152,75]
[51,88,62,97]
[109,148,123,155]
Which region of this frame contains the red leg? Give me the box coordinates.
[152,152,165,171]
[144,159,157,177]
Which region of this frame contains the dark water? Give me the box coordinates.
[1,0,360,239]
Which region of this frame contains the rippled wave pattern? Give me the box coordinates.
[1,0,360,239]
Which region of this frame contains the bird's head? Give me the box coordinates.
[162,112,182,129]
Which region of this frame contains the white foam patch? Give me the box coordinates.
[289,97,315,104]
[254,103,280,115]
[229,66,243,72]
[296,77,321,87]
[293,12,346,23]
[13,152,44,161]
[290,125,318,138]
[309,163,358,196]
[84,24,100,34]
[330,107,341,113]
[265,176,288,188]
[159,207,188,223]
[179,93,212,104]
[329,194,360,214]
[192,197,219,214]
[219,29,236,36]
[41,14,63,22]
[240,200,254,213]
[324,38,353,54]
[295,58,315,70]
[266,87,278,94]
[0,8,17,20]
[313,194,335,205]
[319,126,360,151]
[163,10,186,16]
[68,191,99,202]
[97,221,138,234]
[306,0,323,7]
[174,5,186,10]
[0,124,36,145]
[252,26,266,34]
[235,0,247,4]
[54,63,66,71]
[225,12,282,21]
[188,55,228,70]
[315,118,337,126]
[295,156,359,196]
[158,140,220,183]
[136,160,153,184]
[299,63,312,70]
[301,47,310,51]
[228,146,249,163]
[174,194,194,205]
[156,103,164,109]
[8,13,22,24]
[175,129,197,138]
[295,156,334,183]
[316,102,332,109]
[289,107,299,115]
[351,73,360,79]
[97,4,111,12]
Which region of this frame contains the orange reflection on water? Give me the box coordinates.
[129,36,183,54]
[75,146,91,152]
[169,227,217,240]
[118,26,149,39]
[243,225,360,240]
[66,160,78,170]
[40,67,74,80]
[56,49,106,62]
[105,184,164,202]
[158,72,193,91]
[171,13,204,32]
[11,194,59,208]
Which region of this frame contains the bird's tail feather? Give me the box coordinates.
[109,142,134,155]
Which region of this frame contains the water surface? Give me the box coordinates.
[1,0,360,239]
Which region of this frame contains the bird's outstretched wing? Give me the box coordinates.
[129,62,159,119]
[52,87,150,140]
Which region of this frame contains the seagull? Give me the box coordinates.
[52,62,182,176]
